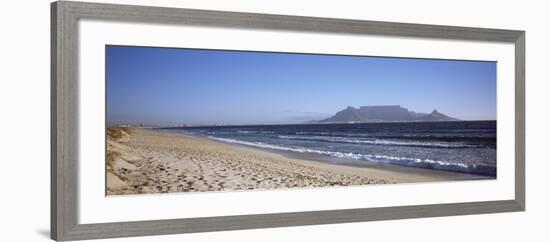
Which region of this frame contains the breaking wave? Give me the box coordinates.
[207,136,496,176]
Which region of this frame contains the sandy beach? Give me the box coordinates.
[106,127,486,195]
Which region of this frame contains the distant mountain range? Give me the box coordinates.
[315,105,460,123]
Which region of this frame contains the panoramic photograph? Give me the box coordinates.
[106,45,497,196]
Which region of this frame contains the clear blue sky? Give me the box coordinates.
[106,45,496,125]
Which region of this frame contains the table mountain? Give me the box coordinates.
[317,105,459,123]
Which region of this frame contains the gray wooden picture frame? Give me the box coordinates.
[51,1,525,241]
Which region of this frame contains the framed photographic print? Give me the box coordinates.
[51,1,525,241]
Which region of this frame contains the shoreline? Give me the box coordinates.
[107,128,491,195]
[162,129,492,180]
[199,134,490,181]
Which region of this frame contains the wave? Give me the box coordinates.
[236,130,257,134]
[385,134,496,143]
[277,135,489,149]
[207,136,496,176]
[257,131,495,143]
[162,128,495,144]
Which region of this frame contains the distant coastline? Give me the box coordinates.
[109,104,488,128]
[150,120,496,129]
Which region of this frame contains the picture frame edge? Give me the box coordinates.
[514,32,526,211]
[58,200,524,241]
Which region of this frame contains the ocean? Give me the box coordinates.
[161,121,496,177]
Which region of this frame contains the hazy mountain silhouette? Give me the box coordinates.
[316,105,459,123]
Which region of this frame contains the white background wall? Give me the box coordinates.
[0,0,547,241]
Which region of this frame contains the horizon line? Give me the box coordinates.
[107,119,498,128]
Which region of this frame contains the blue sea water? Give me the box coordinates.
[161,121,496,177]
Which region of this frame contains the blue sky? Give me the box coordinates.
[106,45,496,125]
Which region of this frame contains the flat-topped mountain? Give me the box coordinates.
[316,105,459,123]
